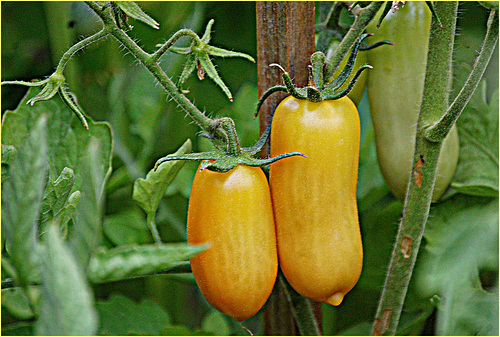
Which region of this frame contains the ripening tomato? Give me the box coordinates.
[188,164,278,321]
[270,95,363,306]
[366,1,460,202]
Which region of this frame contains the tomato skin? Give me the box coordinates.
[270,95,363,306]
[187,164,278,322]
[367,2,460,202]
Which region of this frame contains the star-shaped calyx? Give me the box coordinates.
[2,71,89,129]
[154,115,304,173]
[166,20,255,102]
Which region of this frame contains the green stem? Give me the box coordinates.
[279,271,322,336]
[424,10,499,143]
[151,29,201,62]
[371,2,458,336]
[147,213,162,245]
[55,28,110,74]
[85,1,219,138]
[324,1,383,81]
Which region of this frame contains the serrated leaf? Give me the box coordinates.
[35,223,98,335]
[97,294,170,335]
[87,242,207,283]
[2,87,113,269]
[1,115,48,286]
[451,63,499,197]
[39,167,76,232]
[114,1,160,29]
[133,139,191,215]
[1,144,17,181]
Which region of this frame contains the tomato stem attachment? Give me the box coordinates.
[255,34,372,115]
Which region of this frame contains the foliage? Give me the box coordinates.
[1,1,498,336]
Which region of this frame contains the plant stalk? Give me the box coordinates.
[85,1,222,140]
[425,10,499,143]
[324,1,383,81]
[371,2,459,335]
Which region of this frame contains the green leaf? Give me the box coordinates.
[103,207,154,246]
[133,139,192,215]
[87,242,206,283]
[97,294,170,335]
[201,311,231,336]
[2,87,113,269]
[39,167,77,236]
[35,223,98,335]
[435,273,498,335]
[1,115,48,286]
[415,195,498,335]
[1,287,35,320]
[451,63,499,197]
[114,1,160,29]
[1,144,17,180]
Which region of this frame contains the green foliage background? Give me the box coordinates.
[1,1,498,336]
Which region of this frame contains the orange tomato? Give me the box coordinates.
[270,95,363,306]
[188,164,278,321]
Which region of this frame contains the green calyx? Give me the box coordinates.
[154,114,304,173]
[256,33,372,115]
[160,19,255,102]
[1,71,89,129]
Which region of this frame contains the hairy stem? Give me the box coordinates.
[425,10,499,142]
[152,29,200,62]
[55,28,110,74]
[371,2,459,336]
[324,1,383,81]
[85,1,220,138]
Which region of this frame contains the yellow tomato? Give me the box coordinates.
[188,164,278,321]
[270,95,363,306]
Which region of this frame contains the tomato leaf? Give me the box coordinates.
[87,242,207,283]
[35,223,98,335]
[96,294,171,335]
[39,167,78,237]
[1,115,48,286]
[133,139,191,216]
[414,195,498,335]
[103,207,154,246]
[2,87,113,269]
[450,63,499,197]
[1,287,36,320]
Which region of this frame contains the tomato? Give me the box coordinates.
[366,1,460,202]
[269,95,363,306]
[187,164,278,321]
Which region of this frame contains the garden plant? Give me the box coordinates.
[1,1,498,336]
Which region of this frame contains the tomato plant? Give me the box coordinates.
[187,164,278,322]
[1,2,498,336]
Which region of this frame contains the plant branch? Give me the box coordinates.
[55,28,110,74]
[85,1,220,139]
[324,1,383,81]
[151,29,201,62]
[371,2,459,336]
[424,10,499,142]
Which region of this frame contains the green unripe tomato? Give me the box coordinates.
[366,2,460,202]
